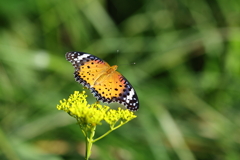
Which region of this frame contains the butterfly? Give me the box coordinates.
[65,51,139,111]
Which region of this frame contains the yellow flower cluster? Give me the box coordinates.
[57,91,137,127]
[104,108,137,129]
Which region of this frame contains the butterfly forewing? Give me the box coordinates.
[66,52,108,88]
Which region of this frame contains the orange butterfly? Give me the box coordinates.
[66,51,139,111]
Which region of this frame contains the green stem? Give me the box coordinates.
[93,121,129,143]
[85,126,96,160]
[93,129,113,143]
[78,120,87,137]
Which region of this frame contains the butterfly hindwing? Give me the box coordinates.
[91,71,139,111]
[66,51,139,111]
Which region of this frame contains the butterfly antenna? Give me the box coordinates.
[119,62,136,65]
[116,50,136,65]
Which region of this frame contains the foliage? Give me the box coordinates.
[0,0,240,160]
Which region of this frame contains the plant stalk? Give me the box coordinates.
[85,126,96,160]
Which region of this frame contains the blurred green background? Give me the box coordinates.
[1,0,240,160]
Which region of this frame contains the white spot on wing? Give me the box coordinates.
[76,54,90,61]
[126,88,135,103]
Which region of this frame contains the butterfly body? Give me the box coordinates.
[66,51,139,111]
[92,65,117,86]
